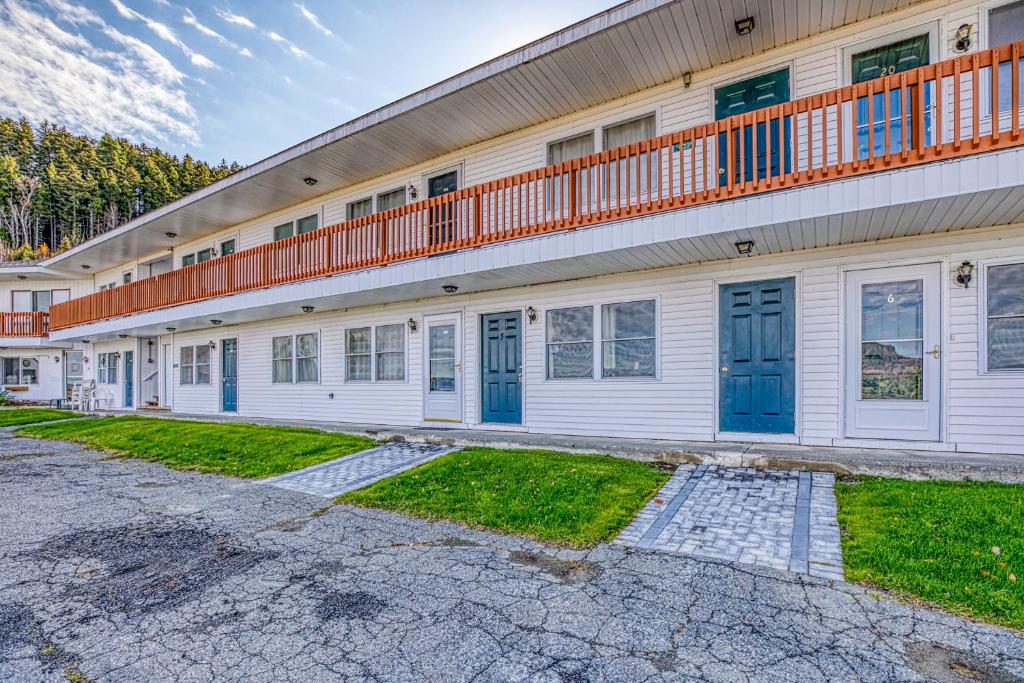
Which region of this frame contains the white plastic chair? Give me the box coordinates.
[68,381,83,410]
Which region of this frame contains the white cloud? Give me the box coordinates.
[0,0,198,147]
[183,7,251,57]
[219,8,322,64]
[110,0,217,68]
[295,3,331,37]
[216,8,255,29]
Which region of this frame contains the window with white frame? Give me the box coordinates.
[296,333,319,382]
[13,289,70,313]
[602,113,656,150]
[345,327,371,381]
[546,300,658,379]
[546,306,594,379]
[272,336,293,383]
[376,187,406,212]
[179,345,211,385]
[347,197,373,220]
[2,357,38,385]
[345,325,405,381]
[375,324,405,381]
[273,214,319,241]
[547,131,595,165]
[97,353,118,384]
[272,333,319,383]
[601,300,657,378]
[985,262,1024,371]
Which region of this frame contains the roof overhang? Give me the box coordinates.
[41,0,924,275]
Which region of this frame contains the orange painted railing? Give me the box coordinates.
[0,312,49,336]
[50,43,1024,330]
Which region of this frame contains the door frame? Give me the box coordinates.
[422,311,464,423]
[841,260,944,442]
[161,342,173,409]
[479,309,526,425]
[713,269,802,443]
[221,337,238,413]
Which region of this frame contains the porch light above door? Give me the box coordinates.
[735,240,755,256]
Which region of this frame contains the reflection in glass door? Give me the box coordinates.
[64,351,83,400]
[845,264,941,441]
[423,313,462,422]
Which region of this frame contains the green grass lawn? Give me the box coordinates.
[18,416,376,478]
[339,447,670,547]
[0,408,82,426]
[836,477,1023,630]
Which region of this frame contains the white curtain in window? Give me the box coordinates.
[375,324,405,381]
[195,346,211,384]
[602,114,656,150]
[180,347,194,385]
[272,336,293,383]
[296,333,319,382]
[345,328,371,381]
[548,132,595,165]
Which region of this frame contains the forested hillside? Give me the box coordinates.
[0,118,241,261]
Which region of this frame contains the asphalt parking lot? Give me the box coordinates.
[2,432,1023,682]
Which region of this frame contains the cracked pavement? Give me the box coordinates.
[1,433,1023,682]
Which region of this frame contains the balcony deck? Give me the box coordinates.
[50,43,1024,331]
[0,312,49,337]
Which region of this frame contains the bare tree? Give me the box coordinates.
[0,177,39,249]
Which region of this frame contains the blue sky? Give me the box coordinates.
[0,0,610,165]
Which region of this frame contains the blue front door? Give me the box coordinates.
[123,350,134,408]
[719,278,796,434]
[221,338,238,412]
[481,311,522,424]
[715,68,792,186]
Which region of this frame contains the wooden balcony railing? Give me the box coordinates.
[50,42,1024,331]
[0,312,49,336]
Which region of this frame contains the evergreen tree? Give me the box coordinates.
[0,117,242,259]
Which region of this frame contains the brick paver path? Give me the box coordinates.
[617,465,844,580]
[265,441,459,497]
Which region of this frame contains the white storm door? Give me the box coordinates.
[844,263,941,441]
[423,313,463,422]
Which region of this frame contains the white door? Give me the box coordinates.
[423,313,462,422]
[162,343,173,409]
[844,263,941,441]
